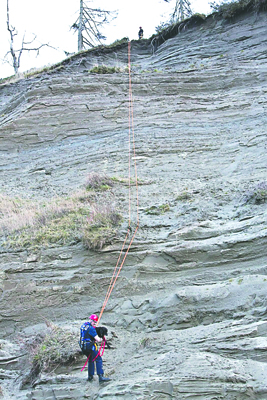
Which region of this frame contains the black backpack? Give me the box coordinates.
[79,322,95,355]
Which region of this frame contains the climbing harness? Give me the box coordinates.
[81,337,106,372]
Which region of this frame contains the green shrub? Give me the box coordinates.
[159,204,170,213]
[145,203,170,215]
[89,65,122,74]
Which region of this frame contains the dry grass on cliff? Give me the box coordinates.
[82,202,122,250]
[85,172,115,190]
[21,321,81,386]
[0,175,122,250]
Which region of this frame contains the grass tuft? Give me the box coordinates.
[139,337,151,348]
[85,172,114,191]
[21,321,81,386]
[175,191,191,201]
[106,37,129,48]
[242,181,267,205]
[83,203,122,250]
[145,203,170,215]
[89,65,123,74]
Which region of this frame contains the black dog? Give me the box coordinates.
[95,326,108,339]
[95,326,111,349]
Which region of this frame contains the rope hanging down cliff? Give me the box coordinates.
[97,41,139,325]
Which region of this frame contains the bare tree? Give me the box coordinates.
[71,0,116,51]
[164,0,193,21]
[5,0,52,74]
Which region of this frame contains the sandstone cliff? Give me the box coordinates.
[0,8,267,400]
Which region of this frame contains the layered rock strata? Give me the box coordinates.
[0,9,267,400]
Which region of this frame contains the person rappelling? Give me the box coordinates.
[79,41,139,385]
[79,314,111,383]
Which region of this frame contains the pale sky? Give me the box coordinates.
[0,0,212,79]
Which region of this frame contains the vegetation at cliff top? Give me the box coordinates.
[0,173,122,250]
[154,0,267,39]
[1,0,266,85]
[210,0,267,18]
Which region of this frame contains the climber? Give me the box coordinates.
[79,314,111,383]
[138,27,144,40]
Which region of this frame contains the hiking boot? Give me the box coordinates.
[88,375,93,381]
[98,374,111,383]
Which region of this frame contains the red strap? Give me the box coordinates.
[80,337,106,372]
[92,337,106,362]
[81,353,90,372]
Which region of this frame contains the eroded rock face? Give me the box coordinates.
[0,10,267,400]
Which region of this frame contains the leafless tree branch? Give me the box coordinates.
[5,0,55,74]
[163,0,193,22]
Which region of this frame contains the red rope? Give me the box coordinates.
[97,41,139,325]
[81,353,90,372]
